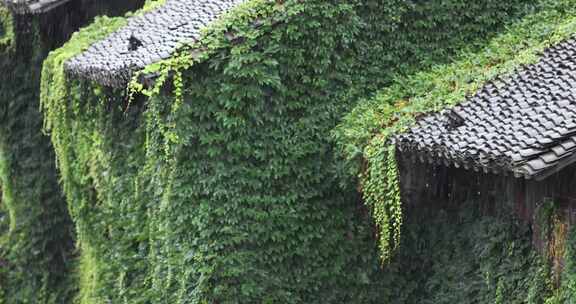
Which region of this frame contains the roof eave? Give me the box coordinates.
[529,152,576,181]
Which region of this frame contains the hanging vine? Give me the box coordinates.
[41,0,549,302]
[334,0,576,262]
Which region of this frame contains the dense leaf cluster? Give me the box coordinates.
[40,0,545,302]
[377,201,558,303]
[0,2,147,303]
[0,15,75,304]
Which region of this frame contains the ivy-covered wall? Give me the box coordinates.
[375,201,555,304]
[39,0,550,303]
[0,2,144,303]
[0,14,77,303]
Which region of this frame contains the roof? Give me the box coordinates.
[397,37,576,181]
[65,0,247,88]
[1,0,71,14]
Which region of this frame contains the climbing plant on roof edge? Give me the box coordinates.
[42,0,542,302]
[334,0,576,264]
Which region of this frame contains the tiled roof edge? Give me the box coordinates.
[64,0,250,88]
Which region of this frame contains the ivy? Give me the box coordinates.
[0,6,14,53]
[41,0,167,168]
[373,201,556,303]
[42,0,544,302]
[0,2,153,303]
[559,225,576,302]
[39,3,167,303]
[334,0,576,262]
[0,12,76,304]
[361,137,402,262]
[531,201,576,303]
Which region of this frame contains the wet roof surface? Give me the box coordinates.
[65,0,247,87]
[397,37,576,180]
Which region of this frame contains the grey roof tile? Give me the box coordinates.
[65,0,247,87]
[397,36,576,180]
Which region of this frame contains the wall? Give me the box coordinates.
[40,0,544,303]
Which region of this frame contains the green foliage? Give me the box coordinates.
[334,0,576,261]
[0,2,155,303]
[0,6,14,52]
[0,16,75,304]
[558,225,576,302]
[377,202,555,303]
[361,138,402,261]
[40,3,165,303]
[533,201,576,304]
[41,16,134,176]
[41,0,167,150]
[42,0,545,302]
